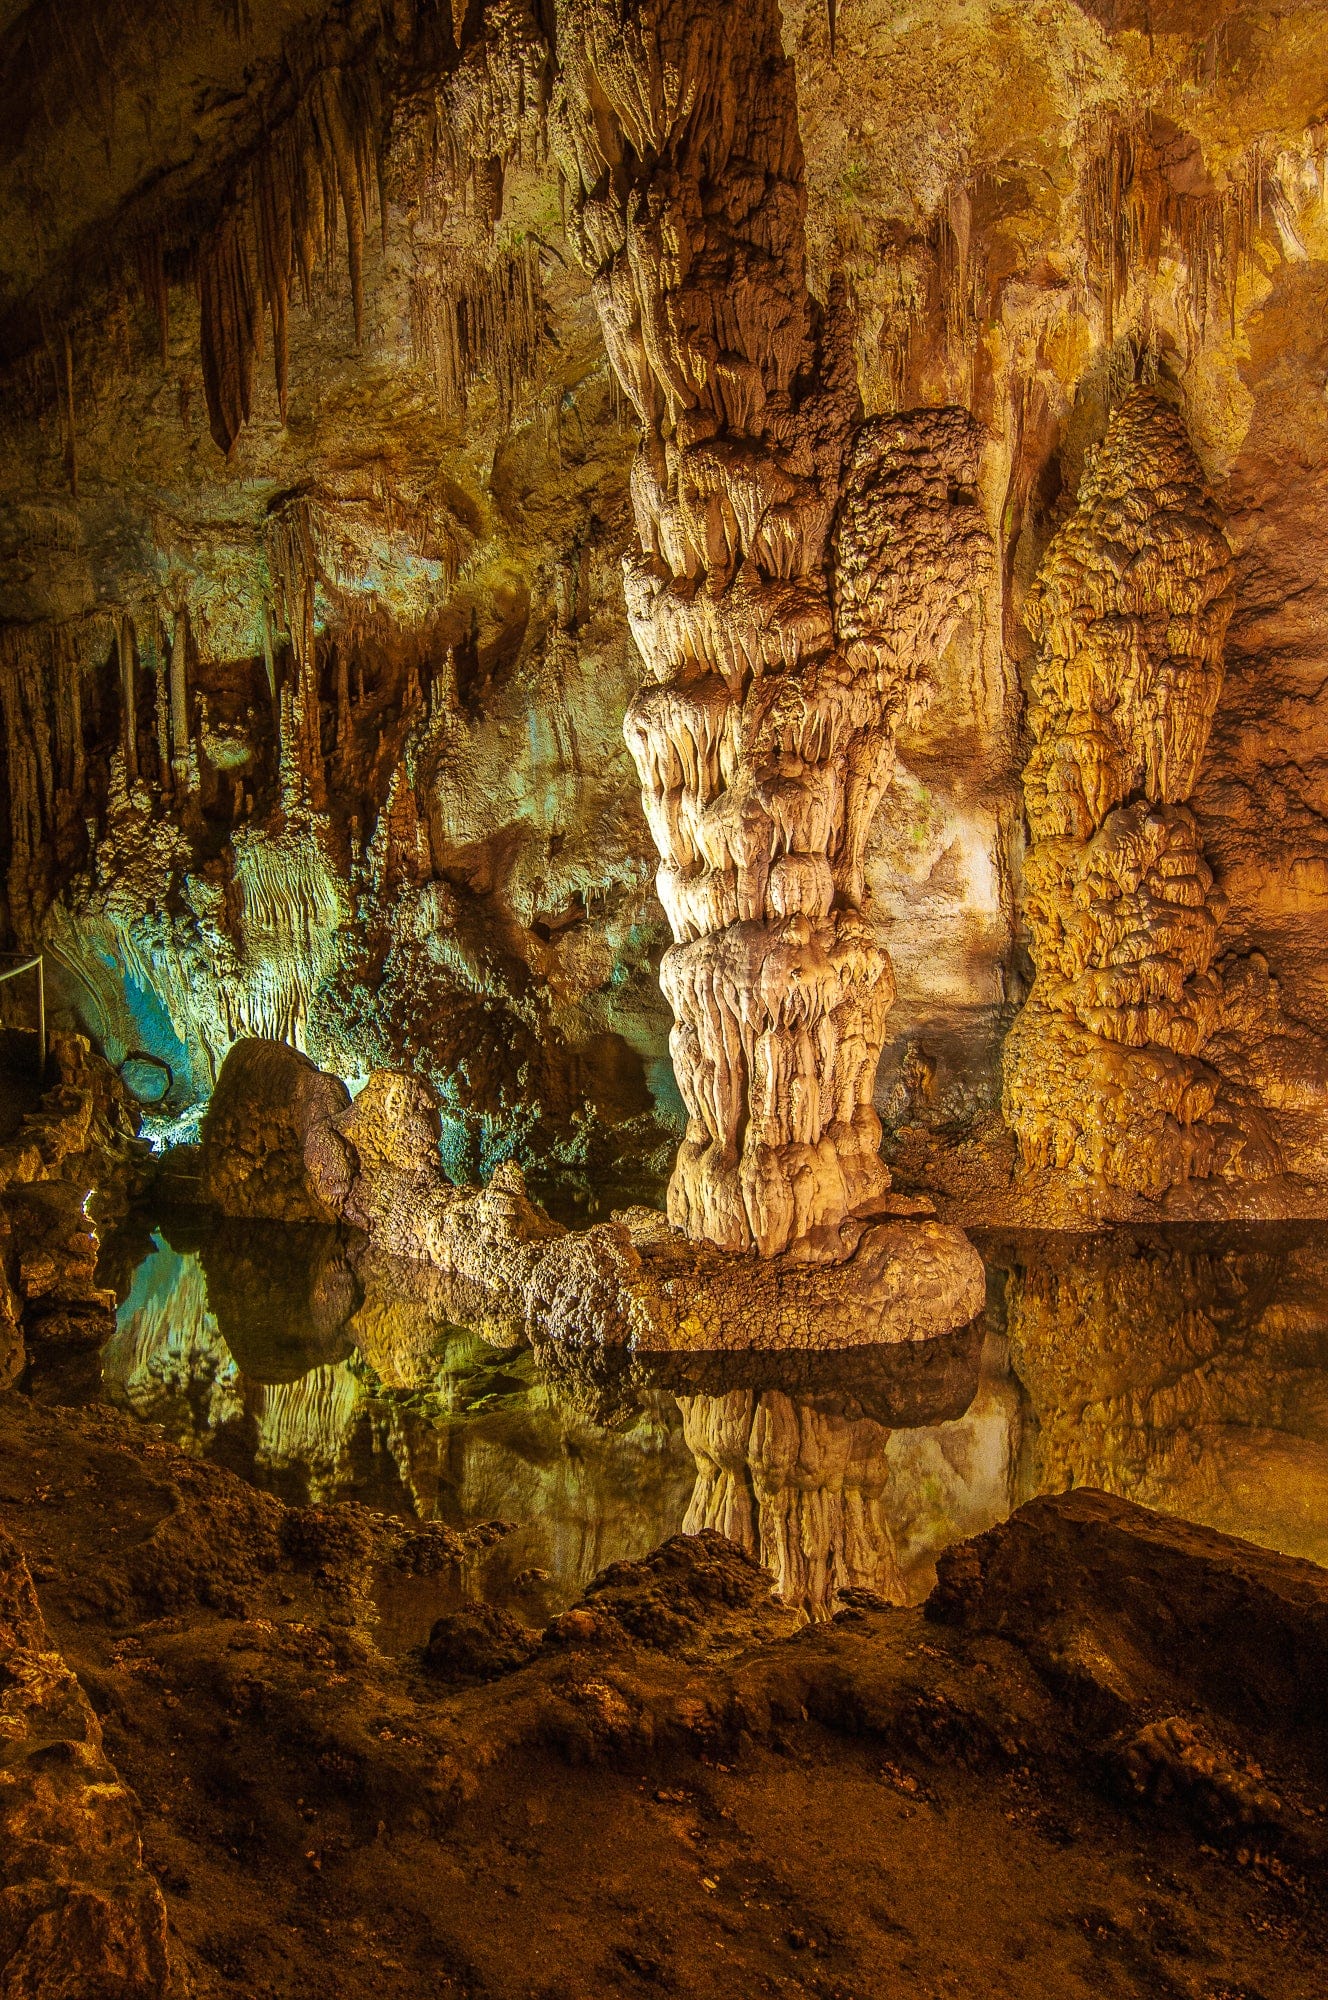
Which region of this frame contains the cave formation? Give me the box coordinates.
[5,2,1328,1996]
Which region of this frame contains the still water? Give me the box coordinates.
[98,1213,1328,1631]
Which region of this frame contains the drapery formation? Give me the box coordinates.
[552,0,988,1261]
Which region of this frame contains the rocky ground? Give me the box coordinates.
[1,1383,1325,2000]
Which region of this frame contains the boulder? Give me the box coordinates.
[198,1039,352,1223]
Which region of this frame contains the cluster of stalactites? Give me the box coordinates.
[0,603,212,946]
[0,622,95,945]
[160,0,551,456]
[554,0,991,1260]
[1003,388,1266,1196]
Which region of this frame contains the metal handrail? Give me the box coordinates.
[0,953,45,1080]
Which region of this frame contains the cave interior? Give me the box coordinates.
[3,3,1328,1997]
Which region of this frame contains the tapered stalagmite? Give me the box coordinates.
[118,612,137,782]
[553,0,989,1262]
[169,606,191,789]
[1003,388,1268,1195]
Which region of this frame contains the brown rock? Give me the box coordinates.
[0,1525,170,1999]
[198,1038,352,1222]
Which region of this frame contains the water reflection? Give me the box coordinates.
[103,1220,696,1628]
[983,1224,1328,1569]
[101,1217,1328,1630]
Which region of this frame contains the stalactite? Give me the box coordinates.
[0,619,106,945]
[61,330,78,498]
[408,242,544,421]
[169,606,191,792]
[252,601,277,727]
[198,213,257,457]
[189,0,551,455]
[1081,116,1266,347]
[135,235,171,365]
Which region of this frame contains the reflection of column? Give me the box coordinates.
[1003,389,1266,1196]
[555,1,991,1262]
[679,1390,904,1619]
[675,1334,1021,1619]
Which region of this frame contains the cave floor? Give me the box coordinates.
[2,1392,1323,2000]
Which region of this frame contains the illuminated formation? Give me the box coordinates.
[554,0,989,1259]
[1003,388,1272,1196]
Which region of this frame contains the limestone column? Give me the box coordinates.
[552,0,904,1264]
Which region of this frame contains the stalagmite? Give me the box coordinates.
[117,612,137,782]
[169,606,191,792]
[267,500,328,812]
[154,656,172,801]
[1003,388,1274,1196]
[553,0,989,1264]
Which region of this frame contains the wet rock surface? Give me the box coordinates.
[0,1519,171,1999]
[185,1036,986,1351]
[0,1391,1324,1999]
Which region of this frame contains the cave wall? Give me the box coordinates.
[2,0,1328,1192]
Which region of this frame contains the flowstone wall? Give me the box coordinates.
[4,0,1328,1212]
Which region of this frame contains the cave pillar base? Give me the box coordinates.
[610,1209,988,1354]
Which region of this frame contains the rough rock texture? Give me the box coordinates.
[194,1036,353,1221]
[0,1392,1325,1999]
[932,1486,1328,1788]
[0,1035,148,1388]
[555,0,991,1261]
[0,1521,171,1998]
[1003,388,1294,1197]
